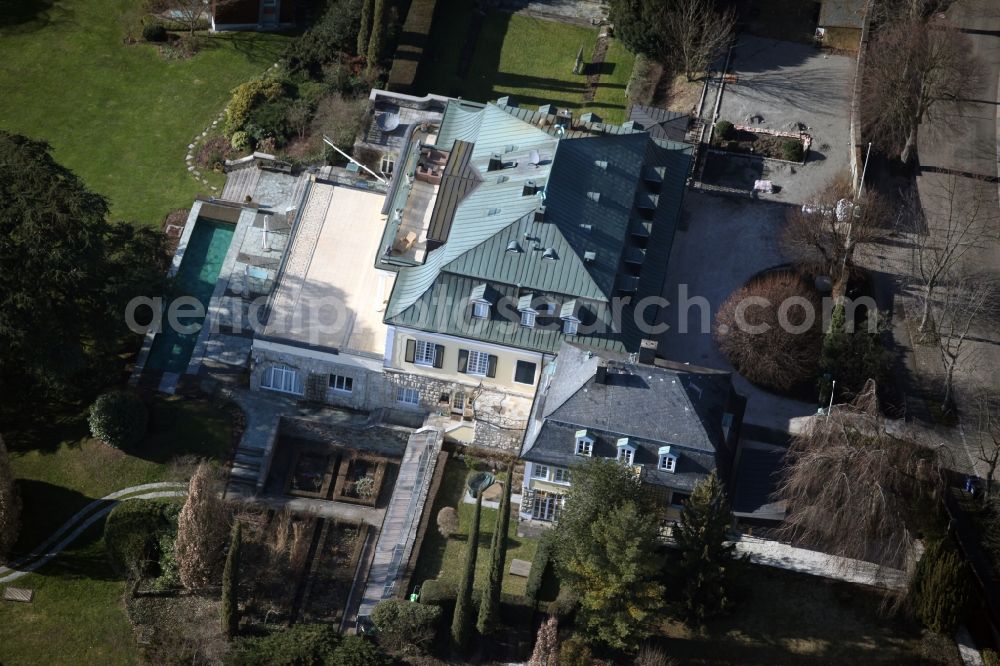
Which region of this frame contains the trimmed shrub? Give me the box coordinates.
[525,535,553,605]
[226,623,340,665]
[176,463,228,590]
[418,578,455,605]
[331,635,390,666]
[104,499,179,577]
[715,120,735,140]
[224,78,285,136]
[230,130,252,152]
[143,22,168,42]
[781,139,804,162]
[371,598,441,652]
[88,390,148,449]
[0,436,20,562]
[910,538,973,634]
[558,635,593,666]
[246,99,294,146]
[436,506,458,538]
[221,521,242,639]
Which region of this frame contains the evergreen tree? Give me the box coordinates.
[175,463,228,590]
[552,459,664,649]
[221,521,242,639]
[366,0,385,69]
[451,493,482,651]
[911,538,973,633]
[820,303,891,401]
[357,0,373,57]
[674,472,737,622]
[478,467,513,634]
[0,435,21,562]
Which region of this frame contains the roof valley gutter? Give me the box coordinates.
[541,124,566,203]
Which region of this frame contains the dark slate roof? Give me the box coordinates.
[528,422,718,493]
[521,343,742,491]
[383,100,693,355]
[628,105,691,143]
[819,0,865,28]
[731,446,787,521]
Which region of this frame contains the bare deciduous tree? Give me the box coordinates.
[975,390,1000,498]
[912,175,998,333]
[714,272,822,393]
[658,0,735,81]
[151,0,237,37]
[176,463,228,590]
[528,615,559,666]
[783,178,893,288]
[861,18,979,164]
[934,274,998,412]
[777,381,945,573]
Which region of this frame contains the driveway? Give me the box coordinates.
[657,192,816,434]
[711,35,854,204]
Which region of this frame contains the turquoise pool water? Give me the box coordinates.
[145,217,235,374]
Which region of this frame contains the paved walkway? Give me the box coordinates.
[357,428,443,620]
[0,482,187,584]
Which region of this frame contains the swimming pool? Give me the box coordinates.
[144,217,235,374]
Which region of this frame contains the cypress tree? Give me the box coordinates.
[357,0,373,58]
[478,468,512,634]
[451,493,482,651]
[911,538,972,633]
[221,521,242,639]
[366,0,385,69]
[674,472,737,622]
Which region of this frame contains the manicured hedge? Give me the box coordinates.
[524,535,553,606]
[385,0,438,93]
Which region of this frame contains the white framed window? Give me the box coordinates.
[395,386,419,405]
[531,464,550,480]
[467,350,490,376]
[563,319,579,335]
[658,445,678,472]
[261,364,303,395]
[617,447,635,465]
[531,491,563,522]
[380,155,395,175]
[472,301,490,318]
[413,340,436,366]
[553,468,571,484]
[575,431,593,456]
[521,310,537,327]
[329,374,353,392]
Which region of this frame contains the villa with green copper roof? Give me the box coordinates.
[376,96,693,449]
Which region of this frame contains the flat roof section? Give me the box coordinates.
[263,182,396,355]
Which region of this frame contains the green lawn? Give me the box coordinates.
[0,0,292,227]
[414,7,634,124]
[0,394,234,665]
[8,394,235,553]
[414,460,537,599]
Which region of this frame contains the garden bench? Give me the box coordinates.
[509,559,532,578]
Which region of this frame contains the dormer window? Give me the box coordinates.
[518,293,538,328]
[470,283,492,318]
[560,299,580,336]
[658,445,678,473]
[575,429,593,456]
[616,438,636,465]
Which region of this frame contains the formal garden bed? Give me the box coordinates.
[712,120,809,162]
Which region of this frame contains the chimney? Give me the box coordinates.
[595,365,608,384]
[638,339,658,365]
[488,153,503,171]
[523,180,537,196]
[534,205,546,223]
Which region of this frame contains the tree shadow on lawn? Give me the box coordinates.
[30,521,127,584]
[202,30,293,63]
[12,479,99,558]
[3,404,89,456]
[0,0,73,34]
